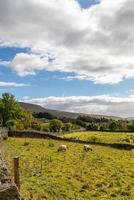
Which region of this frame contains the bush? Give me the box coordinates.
[109,121,118,131]
[63,122,72,132]
[41,123,50,132]
[49,119,63,132]
[127,123,134,131]
[100,124,108,131]
[86,123,98,131]
[31,121,42,131]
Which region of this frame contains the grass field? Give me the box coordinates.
[62,131,134,145]
[1,136,134,200]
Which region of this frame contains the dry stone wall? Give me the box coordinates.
[9,130,134,150]
[0,154,22,200]
[0,128,24,200]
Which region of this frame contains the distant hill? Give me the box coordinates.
[19,102,80,119]
[19,102,122,120]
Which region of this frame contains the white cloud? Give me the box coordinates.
[0,0,134,84]
[21,96,30,100]
[0,81,29,87]
[0,60,10,66]
[20,94,134,117]
[10,53,49,76]
[51,74,92,81]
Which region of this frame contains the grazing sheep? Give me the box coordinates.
[58,145,67,152]
[84,145,92,151]
[131,149,134,152]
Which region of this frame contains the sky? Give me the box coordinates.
[0,0,134,117]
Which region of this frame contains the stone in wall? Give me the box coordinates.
[0,151,24,200]
[0,127,8,141]
[0,183,22,200]
[0,155,11,184]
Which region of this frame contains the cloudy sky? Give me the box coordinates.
[0,0,134,117]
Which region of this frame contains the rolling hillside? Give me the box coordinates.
[19,102,80,119]
[19,102,122,120]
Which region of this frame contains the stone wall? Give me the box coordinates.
[9,130,134,150]
[0,128,24,200]
[0,152,23,200]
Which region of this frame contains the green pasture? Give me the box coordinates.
[62,131,134,145]
[1,137,134,200]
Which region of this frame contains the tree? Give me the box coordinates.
[63,122,72,132]
[49,119,63,132]
[100,123,108,131]
[127,121,134,131]
[117,120,128,131]
[0,93,24,127]
[33,112,56,120]
[86,123,98,131]
[6,119,19,131]
[22,110,34,129]
[31,120,42,131]
[41,123,50,132]
[0,93,47,131]
[77,115,94,123]
[109,121,117,131]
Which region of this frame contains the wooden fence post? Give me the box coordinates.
[13,156,20,190]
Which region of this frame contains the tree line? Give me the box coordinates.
[76,115,134,132]
[0,93,134,132]
[0,93,78,132]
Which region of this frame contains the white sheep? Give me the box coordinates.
[83,145,92,151]
[58,145,67,152]
[131,149,134,152]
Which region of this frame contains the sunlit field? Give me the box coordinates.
[62,131,134,145]
[1,136,134,200]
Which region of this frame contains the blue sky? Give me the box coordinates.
[1,46,134,99]
[0,0,134,117]
[78,0,98,8]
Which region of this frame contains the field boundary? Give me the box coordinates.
[8,130,134,150]
[0,130,23,200]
